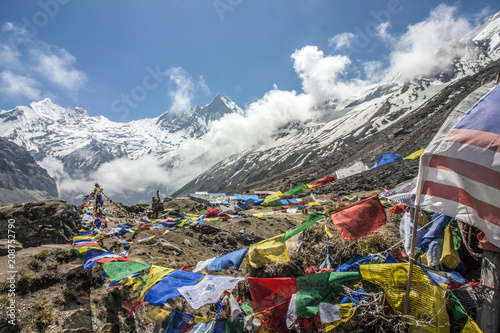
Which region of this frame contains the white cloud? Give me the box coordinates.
[93,155,171,197]
[376,22,393,43]
[40,154,173,203]
[204,88,315,152]
[470,7,493,26]
[363,61,385,82]
[0,71,41,100]
[387,4,472,81]
[32,48,87,91]
[0,22,87,102]
[328,32,355,49]
[291,45,351,101]
[0,44,20,68]
[166,67,210,112]
[1,22,30,38]
[291,45,373,102]
[39,155,92,201]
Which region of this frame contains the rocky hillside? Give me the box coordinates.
[0,181,487,332]
[0,199,80,248]
[0,138,58,205]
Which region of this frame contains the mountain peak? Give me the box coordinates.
[29,97,54,108]
[25,98,88,122]
[201,94,243,117]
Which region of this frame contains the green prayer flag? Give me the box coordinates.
[102,261,151,281]
[239,303,253,315]
[224,318,245,332]
[284,211,327,241]
[282,183,309,196]
[450,221,462,250]
[75,249,86,261]
[448,292,468,320]
[296,271,359,318]
[264,200,285,207]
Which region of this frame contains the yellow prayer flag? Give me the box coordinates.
[460,316,483,333]
[360,264,449,332]
[325,303,356,331]
[146,307,172,324]
[194,316,214,324]
[75,246,102,254]
[440,225,461,269]
[138,265,175,301]
[263,191,283,205]
[73,235,97,241]
[404,149,425,160]
[248,234,290,268]
[325,224,335,238]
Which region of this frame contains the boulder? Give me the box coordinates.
[0,200,80,249]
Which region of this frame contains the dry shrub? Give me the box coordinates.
[356,233,389,256]
[28,258,42,271]
[16,271,33,294]
[34,249,50,261]
[35,297,54,328]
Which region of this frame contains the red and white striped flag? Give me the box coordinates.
[416,84,500,248]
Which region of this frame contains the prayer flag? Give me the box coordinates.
[143,270,205,306]
[102,261,151,282]
[206,247,248,271]
[178,275,244,309]
[331,195,387,240]
[284,211,327,241]
[248,234,290,268]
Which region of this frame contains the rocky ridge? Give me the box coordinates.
[0,137,58,205]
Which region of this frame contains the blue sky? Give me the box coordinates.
[0,0,498,122]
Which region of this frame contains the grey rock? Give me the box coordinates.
[158,239,183,254]
[0,200,80,248]
[0,239,22,256]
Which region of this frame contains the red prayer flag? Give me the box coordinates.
[310,175,336,188]
[124,296,146,316]
[331,194,387,240]
[248,277,297,312]
[97,257,134,264]
[249,277,297,333]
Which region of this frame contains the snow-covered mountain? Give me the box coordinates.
[0,94,243,202]
[1,11,499,204]
[173,11,500,196]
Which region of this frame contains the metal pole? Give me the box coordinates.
[477,250,500,333]
[402,208,420,315]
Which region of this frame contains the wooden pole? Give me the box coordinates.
[476,250,500,333]
[402,208,420,315]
